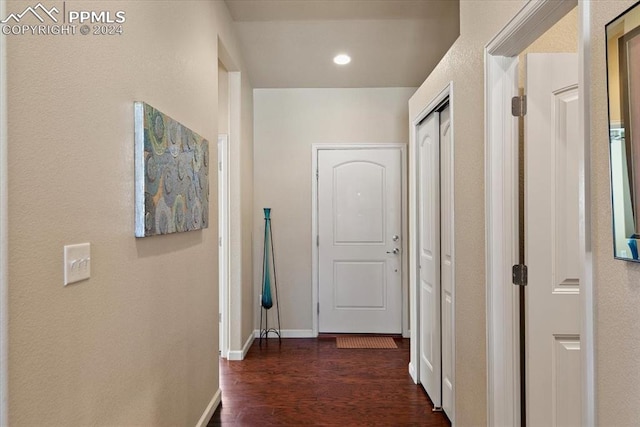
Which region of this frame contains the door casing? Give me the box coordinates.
[218,37,246,359]
[218,134,230,359]
[484,1,595,426]
[311,144,408,337]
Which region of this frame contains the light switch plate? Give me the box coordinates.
[64,243,91,286]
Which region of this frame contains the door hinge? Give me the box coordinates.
[317,302,320,315]
[511,95,527,117]
[218,312,222,323]
[218,161,222,172]
[219,236,222,247]
[316,169,319,180]
[512,264,528,286]
[317,234,319,247]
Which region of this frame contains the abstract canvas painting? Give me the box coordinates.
[134,102,209,237]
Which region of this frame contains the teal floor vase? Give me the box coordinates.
[260,208,281,344]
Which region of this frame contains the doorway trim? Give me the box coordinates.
[484,1,594,426]
[218,34,247,359]
[218,134,230,359]
[311,143,408,337]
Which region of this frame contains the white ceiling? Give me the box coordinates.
[224,0,460,88]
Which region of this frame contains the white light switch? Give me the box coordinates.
[64,243,91,286]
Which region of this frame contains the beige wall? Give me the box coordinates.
[253,88,415,332]
[591,1,640,425]
[408,1,526,425]
[5,0,252,425]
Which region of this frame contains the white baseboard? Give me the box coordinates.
[195,388,221,427]
[408,362,417,384]
[227,329,316,361]
[228,331,255,361]
[253,329,315,338]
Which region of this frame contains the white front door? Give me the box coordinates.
[317,148,403,334]
[417,111,441,407]
[526,53,581,427]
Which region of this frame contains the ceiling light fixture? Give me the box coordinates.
[333,54,351,65]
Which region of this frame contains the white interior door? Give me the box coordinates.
[526,53,581,427]
[318,148,402,334]
[440,105,454,419]
[417,112,441,408]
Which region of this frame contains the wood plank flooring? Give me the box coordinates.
[208,338,451,426]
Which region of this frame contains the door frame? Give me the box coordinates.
[311,143,408,337]
[218,134,230,359]
[408,83,455,415]
[218,35,246,359]
[484,0,595,425]
[226,70,245,359]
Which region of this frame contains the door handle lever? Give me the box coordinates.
[386,248,400,255]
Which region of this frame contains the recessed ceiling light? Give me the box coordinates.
[333,54,351,65]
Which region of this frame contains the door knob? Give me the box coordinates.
[386,248,400,255]
[392,235,400,242]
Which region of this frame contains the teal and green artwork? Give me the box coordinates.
[134,102,209,237]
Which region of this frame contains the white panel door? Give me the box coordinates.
[417,112,441,407]
[318,148,402,333]
[440,105,454,419]
[526,53,581,427]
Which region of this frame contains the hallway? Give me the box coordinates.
[209,338,451,426]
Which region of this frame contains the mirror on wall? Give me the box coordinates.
[607,1,640,262]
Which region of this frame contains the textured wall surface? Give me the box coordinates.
[253,88,415,332]
[408,1,526,425]
[5,0,252,424]
[591,1,640,425]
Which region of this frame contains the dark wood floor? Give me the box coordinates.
[208,338,451,426]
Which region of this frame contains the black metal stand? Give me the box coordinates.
[259,306,281,344]
[259,209,281,345]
